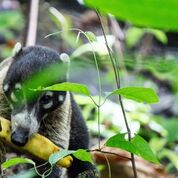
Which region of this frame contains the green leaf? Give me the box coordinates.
[41,82,91,96]
[162,119,178,142]
[85,0,178,31]
[126,27,145,48]
[49,7,68,32]
[105,133,138,155]
[160,149,178,170]
[72,149,94,164]
[85,31,97,42]
[147,29,167,44]
[106,134,159,164]
[126,27,168,47]
[0,11,23,30]
[49,150,74,165]
[149,137,167,153]
[131,135,159,164]
[2,157,35,169]
[110,87,159,104]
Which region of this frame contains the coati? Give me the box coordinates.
[0,45,96,178]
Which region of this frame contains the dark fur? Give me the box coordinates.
[1,46,96,178]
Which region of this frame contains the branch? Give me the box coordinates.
[25,0,39,46]
[96,10,138,178]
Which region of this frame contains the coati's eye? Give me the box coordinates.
[40,91,53,109]
[40,95,52,105]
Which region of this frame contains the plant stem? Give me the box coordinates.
[96,10,138,178]
[97,106,101,149]
[91,149,131,160]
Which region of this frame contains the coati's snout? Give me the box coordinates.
[11,127,29,146]
[10,108,40,146]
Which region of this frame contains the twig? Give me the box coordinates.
[96,10,138,178]
[91,149,131,161]
[103,153,112,178]
[25,0,39,46]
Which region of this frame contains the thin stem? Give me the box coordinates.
[91,149,131,160]
[96,10,138,178]
[103,154,112,178]
[95,12,120,88]
[89,96,99,107]
[97,106,101,149]
[119,96,131,138]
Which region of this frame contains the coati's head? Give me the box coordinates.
[3,46,69,146]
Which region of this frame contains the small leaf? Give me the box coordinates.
[131,135,159,164]
[126,27,145,48]
[71,35,115,58]
[160,149,178,170]
[42,82,91,96]
[49,7,68,32]
[49,150,74,165]
[73,149,94,164]
[2,157,35,169]
[162,119,178,142]
[147,29,168,44]
[106,134,159,164]
[85,31,97,42]
[110,87,159,104]
[105,133,138,155]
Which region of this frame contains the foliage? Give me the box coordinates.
[3,0,178,176]
[0,11,23,34]
[0,10,24,58]
[84,0,178,31]
[106,133,159,163]
[2,157,35,169]
[41,83,158,105]
[49,149,94,166]
[125,27,167,48]
[109,87,159,103]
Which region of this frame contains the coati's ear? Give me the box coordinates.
[12,42,22,57]
[59,53,70,80]
[60,53,70,64]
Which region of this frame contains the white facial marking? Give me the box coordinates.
[43,101,53,109]
[10,92,18,102]
[11,107,39,135]
[46,91,53,96]
[15,83,22,89]
[58,95,64,102]
[3,84,9,92]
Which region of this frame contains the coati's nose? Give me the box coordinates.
[11,128,29,146]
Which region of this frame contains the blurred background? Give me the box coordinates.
[1,0,178,177]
